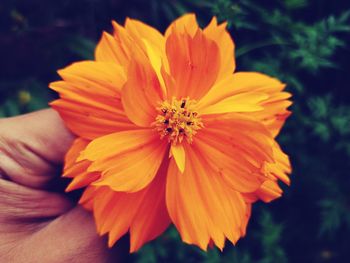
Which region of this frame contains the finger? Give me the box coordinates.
[0,178,73,223]
[0,109,75,188]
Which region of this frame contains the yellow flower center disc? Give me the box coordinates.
[154,97,203,145]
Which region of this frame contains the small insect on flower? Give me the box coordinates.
[50,13,292,252]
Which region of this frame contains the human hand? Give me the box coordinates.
[0,109,124,263]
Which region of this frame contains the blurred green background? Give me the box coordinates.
[1,0,350,262]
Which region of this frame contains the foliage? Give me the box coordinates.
[1,0,350,262]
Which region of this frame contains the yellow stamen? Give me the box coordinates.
[154,97,203,145]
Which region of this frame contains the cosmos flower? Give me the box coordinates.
[50,14,292,252]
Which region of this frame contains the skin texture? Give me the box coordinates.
[0,109,125,263]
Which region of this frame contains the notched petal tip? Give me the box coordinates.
[165,13,198,37]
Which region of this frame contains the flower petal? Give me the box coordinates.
[79,129,157,161]
[65,163,100,192]
[264,142,291,185]
[56,61,126,94]
[164,28,221,100]
[79,185,96,210]
[92,139,167,192]
[240,203,252,237]
[165,13,198,38]
[164,14,235,93]
[257,180,283,202]
[63,138,100,192]
[82,157,171,252]
[195,113,275,193]
[79,130,167,192]
[129,158,171,252]
[95,32,125,64]
[198,72,292,136]
[63,138,89,172]
[51,99,137,140]
[166,146,248,250]
[111,21,135,64]
[97,19,165,66]
[242,142,291,203]
[204,17,235,78]
[199,91,268,115]
[142,40,168,95]
[123,19,168,91]
[243,180,283,203]
[125,18,165,54]
[97,19,165,67]
[50,61,136,139]
[121,46,165,127]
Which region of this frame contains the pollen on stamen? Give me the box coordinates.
[153,97,203,145]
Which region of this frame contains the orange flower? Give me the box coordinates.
[50,14,292,252]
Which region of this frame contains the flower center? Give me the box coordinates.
[154,97,203,145]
